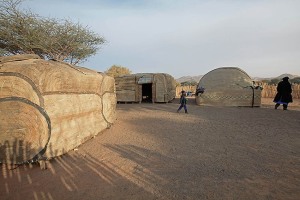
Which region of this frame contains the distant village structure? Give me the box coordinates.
[196,67,262,107]
[115,73,176,103]
[0,54,116,164]
[176,74,300,99]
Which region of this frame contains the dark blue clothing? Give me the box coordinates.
[177,104,187,113]
[177,95,188,113]
[179,95,187,105]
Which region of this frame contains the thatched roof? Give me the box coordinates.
[0,54,116,164]
[115,73,176,103]
[196,67,261,106]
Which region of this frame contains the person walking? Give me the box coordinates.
[273,76,293,110]
[177,91,188,113]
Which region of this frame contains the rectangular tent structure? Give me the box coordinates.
[115,73,176,103]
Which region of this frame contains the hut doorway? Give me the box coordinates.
[142,83,152,103]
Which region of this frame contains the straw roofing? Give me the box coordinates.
[115,73,176,103]
[196,67,262,107]
[0,54,116,164]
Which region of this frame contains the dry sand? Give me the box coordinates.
[1,98,300,200]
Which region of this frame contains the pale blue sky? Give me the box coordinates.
[20,0,300,78]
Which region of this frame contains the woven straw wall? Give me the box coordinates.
[115,73,176,103]
[260,83,300,99]
[0,54,116,164]
[175,84,300,99]
[196,67,262,107]
[176,86,197,97]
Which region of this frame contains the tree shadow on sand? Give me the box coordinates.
[0,140,158,200]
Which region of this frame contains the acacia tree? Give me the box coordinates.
[0,0,39,55]
[105,65,131,78]
[0,0,105,64]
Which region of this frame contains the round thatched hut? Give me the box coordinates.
[195,67,262,107]
[0,54,116,164]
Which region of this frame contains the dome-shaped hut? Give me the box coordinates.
[0,54,116,164]
[195,67,262,107]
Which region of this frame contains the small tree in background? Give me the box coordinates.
[0,0,105,64]
[105,65,131,78]
[180,81,198,86]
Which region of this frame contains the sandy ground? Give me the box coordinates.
[261,98,300,111]
[1,98,300,200]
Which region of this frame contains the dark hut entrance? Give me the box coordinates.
[142,83,152,103]
[115,73,176,103]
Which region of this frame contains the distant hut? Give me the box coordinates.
[196,67,262,107]
[0,54,116,164]
[115,73,176,103]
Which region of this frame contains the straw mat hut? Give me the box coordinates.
[196,67,262,107]
[115,73,176,103]
[0,54,116,164]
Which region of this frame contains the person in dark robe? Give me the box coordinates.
[273,77,293,110]
[177,91,188,113]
